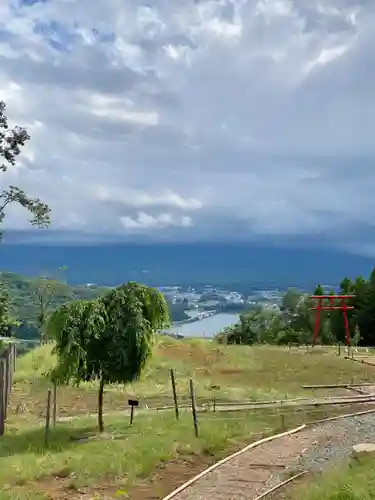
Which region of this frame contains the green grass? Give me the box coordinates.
[293,454,375,500]
[5,339,375,499]
[0,407,288,499]
[11,338,375,419]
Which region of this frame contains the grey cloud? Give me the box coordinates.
[0,0,374,252]
[0,53,157,94]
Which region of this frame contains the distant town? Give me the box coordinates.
[160,285,283,313]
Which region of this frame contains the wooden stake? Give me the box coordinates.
[44,388,51,446]
[52,383,57,427]
[170,369,179,420]
[189,379,199,438]
[280,412,285,430]
[4,353,10,420]
[0,360,5,437]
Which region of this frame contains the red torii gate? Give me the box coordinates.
[310,294,355,346]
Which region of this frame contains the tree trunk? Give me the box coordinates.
[98,377,105,433]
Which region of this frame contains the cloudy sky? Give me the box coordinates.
[1,0,375,253]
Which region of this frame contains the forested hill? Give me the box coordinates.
[0,272,188,341]
[0,272,110,340]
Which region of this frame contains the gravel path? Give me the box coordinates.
[169,413,375,500]
[298,412,375,473]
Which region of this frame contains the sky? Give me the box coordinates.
[1,0,375,254]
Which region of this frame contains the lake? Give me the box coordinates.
[166,312,239,338]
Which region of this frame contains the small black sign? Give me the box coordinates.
[128,399,139,407]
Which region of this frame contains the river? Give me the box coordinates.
[166,312,239,339]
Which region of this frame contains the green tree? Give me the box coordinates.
[313,284,325,295]
[355,271,375,345]
[33,268,75,345]
[280,288,303,313]
[0,101,50,230]
[47,282,170,432]
[0,283,19,337]
[311,284,329,343]
[330,277,363,345]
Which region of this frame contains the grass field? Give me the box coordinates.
[287,453,375,500]
[3,337,375,499]
[11,337,375,418]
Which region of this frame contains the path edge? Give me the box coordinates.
[161,424,307,500]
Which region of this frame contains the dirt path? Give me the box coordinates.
[166,426,326,500]
[161,407,375,500]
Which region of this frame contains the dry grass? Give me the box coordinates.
[2,338,375,499]
[11,338,375,418]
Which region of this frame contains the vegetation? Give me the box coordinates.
[291,454,375,500]
[47,282,170,432]
[0,101,50,232]
[0,272,109,341]
[13,339,375,417]
[0,100,51,342]
[4,340,375,499]
[218,268,375,347]
[0,272,191,344]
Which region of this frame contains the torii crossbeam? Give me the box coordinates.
[310,294,355,346]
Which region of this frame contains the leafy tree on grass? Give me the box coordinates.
[0,101,50,230]
[47,282,170,432]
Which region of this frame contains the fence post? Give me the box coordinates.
[12,343,16,372]
[3,349,10,420]
[8,344,14,393]
[53,383,57,427]
[170,369,179,420]
[44,388,52,446]
[0,360,5,436]
[189,379,199,438]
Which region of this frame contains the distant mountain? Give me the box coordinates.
[0,242,372,288]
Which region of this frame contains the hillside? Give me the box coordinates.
[0,272,109,341]
[4,340,375,500]
[0,272,189,341]
[12,338,375,415]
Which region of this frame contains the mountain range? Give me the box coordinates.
[0,242,372,288]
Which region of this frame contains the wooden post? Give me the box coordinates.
[0,360,5,437]
[280,412,285,430]
[170,369,179,420]
[189,379,199,438]
[337,343,341,356]
[4,352,10,420]
[44,388,52,446]
[129,405,135,426]
[9,345,13,393]
[12,343,16,372]
[52,383,57,427]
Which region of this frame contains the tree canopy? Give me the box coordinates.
[0,101,50,231]
[47,282,170,432]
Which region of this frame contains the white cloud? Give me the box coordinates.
[0,0,374,252]
[120,212,192,230]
